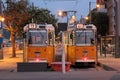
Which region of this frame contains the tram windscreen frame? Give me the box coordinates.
[28,29,47,46]
[75,29,95,46]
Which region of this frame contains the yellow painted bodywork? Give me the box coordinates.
[26,46,54,66]
[67,45,97,65]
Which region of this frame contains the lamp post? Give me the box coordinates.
[0,16,4,59]
[89,2,92,24]
[0,0,5,59]
[57,10,76,73]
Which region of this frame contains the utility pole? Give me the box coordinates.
[89,2,92,24]
[0,0,3,59]
[114,0,120,58]
[0,0,2,15]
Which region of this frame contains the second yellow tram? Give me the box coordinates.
[66,24,97,66]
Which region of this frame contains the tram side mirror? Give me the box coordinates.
[70,33,73,39]
[23,32,26,38]
[70,30,74,40]
[48,32,52,45]
[48,32,52,39]
[91,38,94,45]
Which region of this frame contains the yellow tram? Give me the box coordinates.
[66,24,97,66]
[23,23,55,66]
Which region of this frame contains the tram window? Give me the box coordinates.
[86,32,94,44]
[70,30,74,45]
[76,32,85,45]
[28,30,47,46]
[75,30,94,45]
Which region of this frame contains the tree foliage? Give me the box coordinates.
[92,12,109,36]
[4,0,29,57]
[27,6,58,26]
[3,0,57,57]
[86,11,109,36]
[27,6,58,35]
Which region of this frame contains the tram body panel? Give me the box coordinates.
[75,46,97,63]
[67,46,76,65]
[45,46,54,66]
[26,46,54,66]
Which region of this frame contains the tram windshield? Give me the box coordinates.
[28,29,47,46]
[75,29,95,46]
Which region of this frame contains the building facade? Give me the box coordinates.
[117,0,120,36]
[97,0,120,58]
[97,0,120,36]
[107,0,115,35]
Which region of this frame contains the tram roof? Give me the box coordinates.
[67,24,96,31]
[23,23,54,31]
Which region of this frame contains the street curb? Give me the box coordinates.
[97,62,117,71]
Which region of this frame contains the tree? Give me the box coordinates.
[27,5,58,35]
[4,0,29,57]
[28,6,57,26]
[3,0,57,57]
[92,12,109,36]
[86,10,109,36]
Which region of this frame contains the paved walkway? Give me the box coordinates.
[98,52,120,71]
[0,48,23,72]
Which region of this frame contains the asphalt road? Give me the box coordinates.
[0,71,119,80]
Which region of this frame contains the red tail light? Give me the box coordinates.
[35,58,40,62]
[83,57,87,61]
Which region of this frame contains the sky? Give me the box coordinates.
[30,0,96,22]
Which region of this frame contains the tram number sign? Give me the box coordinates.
[29,23,36,29]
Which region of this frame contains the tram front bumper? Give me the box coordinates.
[76,59,95,63]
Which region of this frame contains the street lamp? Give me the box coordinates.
[85,16,89,20]
[69,15,76,24]
[57,11,67,17]
[57,10,77,29]
[57,11,68,24]
[0,16,4,22]
[0,16,4,29]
